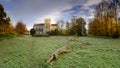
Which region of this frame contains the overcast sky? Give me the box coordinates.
[0,0,102,30]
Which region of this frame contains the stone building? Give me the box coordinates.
[33,18,57,34]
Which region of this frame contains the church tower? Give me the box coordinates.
[44,18,51,34]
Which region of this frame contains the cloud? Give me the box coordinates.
[59,0,102,24]
[34,11,61,24]
[60,3,97,26]
[84,0,102,6]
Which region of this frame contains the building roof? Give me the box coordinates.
[51,24,57,26]
[34,23,44,26]
[34,23,57,26]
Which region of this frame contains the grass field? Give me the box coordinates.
[0,36,120,68]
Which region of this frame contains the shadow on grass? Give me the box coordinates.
[0,36,14,41]
[0,38,3,41]
[87,36,120,39]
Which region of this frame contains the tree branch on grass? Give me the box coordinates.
[46,39,73,63]
[46,39,91,63]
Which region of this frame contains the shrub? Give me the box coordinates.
[30,28,36,36]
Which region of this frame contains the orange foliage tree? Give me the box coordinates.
[15,21,27,35]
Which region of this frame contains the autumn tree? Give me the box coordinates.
[69,16,77,35]
[88,0,120,38]
[57,20,64,31]
[108,0,120,38]
[0,4,15,37]
[94,0,110,36]
[88,17,117,36]
[70,17,86,36]
[66,21,71,35]
[15,21,27,35]
[65,17,86,36]
[118,18,120,36]
[56,20,65,35]
[76,17,86,36]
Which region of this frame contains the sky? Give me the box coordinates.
[0,0,102,30]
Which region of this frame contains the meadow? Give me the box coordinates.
[0,36,120,68]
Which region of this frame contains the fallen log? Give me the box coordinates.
[46,39,90,63]
[46,39,74,63]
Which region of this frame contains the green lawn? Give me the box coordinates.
[0,36,120,68]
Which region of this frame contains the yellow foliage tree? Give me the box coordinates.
[0,4,16,37]
[88,16,118,37]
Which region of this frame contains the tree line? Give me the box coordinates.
[45,17,87,36]
[0,4,27,37]
[88,0,120,38]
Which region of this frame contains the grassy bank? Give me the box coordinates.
[0,36,120,68]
